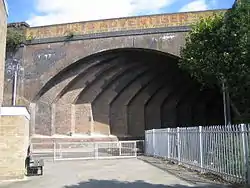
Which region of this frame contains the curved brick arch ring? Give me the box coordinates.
[32,47,179,102]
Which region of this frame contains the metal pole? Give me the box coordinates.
[199,126,203,171]
[134,141,137,157]
[177,127,181,164]
[12,63,19,106]
[167,128,170,159]
[152,129,155,156]
[95,143,99,159]
[119,142,122,156]
[241,124,249,184]
[53,141,56,162]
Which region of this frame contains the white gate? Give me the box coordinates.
[31,141,138,161]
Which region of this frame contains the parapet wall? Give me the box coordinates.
[25,9,226,40]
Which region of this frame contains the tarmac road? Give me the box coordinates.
[0,159,198,188]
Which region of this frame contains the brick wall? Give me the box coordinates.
[75,103,92,134]
[0,114,29,181]
[35,100,52,135]
[24,10,225,40]
[0,0,7,106]
[110,70,156,137]
[54,103,72,134]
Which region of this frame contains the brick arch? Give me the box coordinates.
[54,56,120,104]
[109,68,153,136]
[73,58,126,104]
[144,64,186,130]
[32,48,179,102]
[159,82,194,128]
[126,71,168,136]
[32,47,207,137]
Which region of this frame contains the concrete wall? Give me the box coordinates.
[0,107,30,181]
[0,0,7,106]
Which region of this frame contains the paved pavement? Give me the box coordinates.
[0,158,221,188]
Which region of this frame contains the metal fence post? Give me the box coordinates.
[167,128,170,159]
[30,142,33,152]
[59,143,62,159]
[53,141,56,162]
[152,129,156,156]
[177,127,181,164]
[145,131,147,155]
[119,142,122,156]
[248,124,250,184]
[199,126,203,171]
[134,141,137,157]
[241,124,249,184]
[94,143,98,159]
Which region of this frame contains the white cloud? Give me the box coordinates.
[179,0,209,12]
[27,0,176,26]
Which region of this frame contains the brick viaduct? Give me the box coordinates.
[4,9,225,139]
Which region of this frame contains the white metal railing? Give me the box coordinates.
[31,141,141,161]
[145,124,250,184]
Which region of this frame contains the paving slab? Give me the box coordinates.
[0,158,223,188]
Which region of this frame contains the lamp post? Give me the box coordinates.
[11,59,20,106]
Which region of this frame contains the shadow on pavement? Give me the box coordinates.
[64,179,224,188]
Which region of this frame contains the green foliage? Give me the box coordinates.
[6,27,25,52]
[179,1,250,122]
[180,14,224,88]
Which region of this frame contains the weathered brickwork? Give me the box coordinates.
[0,115,29,180]
[54,103,72,134]
[25,10,225,40]
[19,32,186,104]
[76,60,123,104]
[0,0,7,106]
[2,10,226,139]
[110,69,159,136]
[35,100,52,135]
[75,104,93,134]
[5,47,224,138]
[127,73,167,134]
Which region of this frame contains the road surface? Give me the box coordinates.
[0,158,209,188]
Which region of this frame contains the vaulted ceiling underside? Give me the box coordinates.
[33,48,224,138]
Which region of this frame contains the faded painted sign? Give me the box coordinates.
[25,10,225,40]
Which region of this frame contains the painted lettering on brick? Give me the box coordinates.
[99,22,108,31]
[33,48,66,64]
[25,10,225,39]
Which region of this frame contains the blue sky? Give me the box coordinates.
[6,0,235,26]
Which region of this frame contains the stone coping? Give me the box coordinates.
[0,106,30,120]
